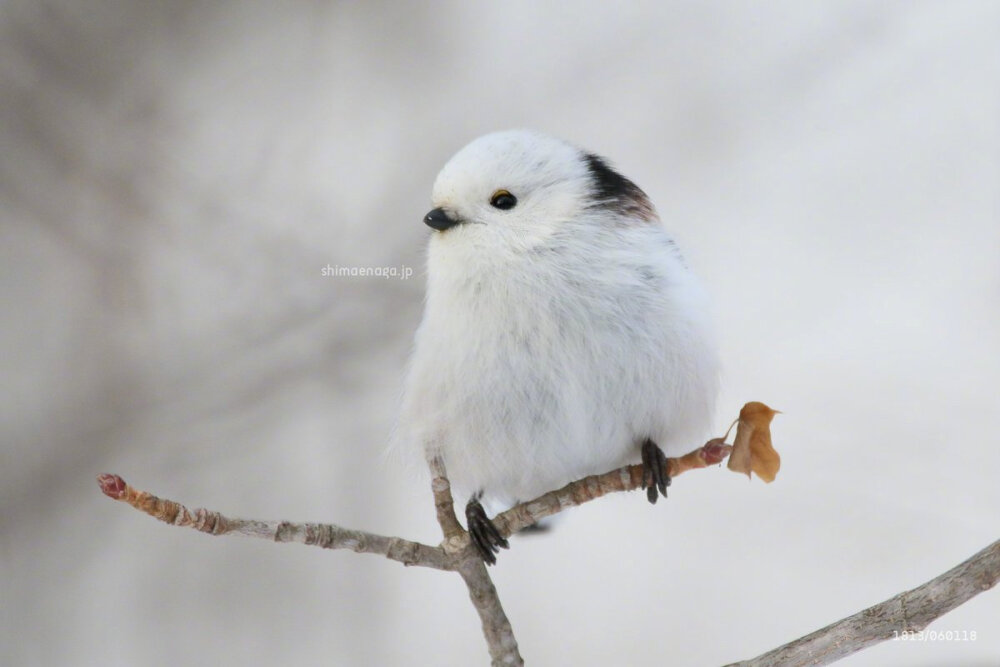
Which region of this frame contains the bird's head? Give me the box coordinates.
[423,130,656,253]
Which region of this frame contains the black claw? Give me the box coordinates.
[641,439,671,504]
[519,521,551,534]
[465,497,509,565]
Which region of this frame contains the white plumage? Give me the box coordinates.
[400,129,719,514]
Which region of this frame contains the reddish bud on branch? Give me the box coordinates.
[97,474,128,500]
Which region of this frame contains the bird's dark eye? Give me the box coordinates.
[489,190,517,210]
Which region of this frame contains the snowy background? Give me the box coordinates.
[3,2,998,665]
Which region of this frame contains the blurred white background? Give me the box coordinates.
[2,2,998,665]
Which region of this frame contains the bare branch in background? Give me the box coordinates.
[726,537,1000,666]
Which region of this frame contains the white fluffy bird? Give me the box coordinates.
[400,130,719,563]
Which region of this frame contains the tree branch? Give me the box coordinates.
[427,455,470,546]
[425,457,524,667]
[725,537,1000,666]
[95,473,452,570]
[97,441,729,666]
[99,437,998,666]
[494,438,732,538]
[456,557,524,666]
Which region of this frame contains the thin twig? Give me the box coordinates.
[424,457,524,667]
[456,557,524,667]
[494,439,732,538]
[96,473,452,570]
[427,455,467,545]
[725,537,1000,666]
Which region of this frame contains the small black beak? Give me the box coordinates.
[424,207,460,231]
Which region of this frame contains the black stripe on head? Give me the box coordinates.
[583,153,657,223]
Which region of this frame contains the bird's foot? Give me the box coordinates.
[465,497,509,565]
[641,438,671,504]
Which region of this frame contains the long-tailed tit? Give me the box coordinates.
[400,130,719,563]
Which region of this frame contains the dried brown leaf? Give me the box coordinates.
[726,401,781,482]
